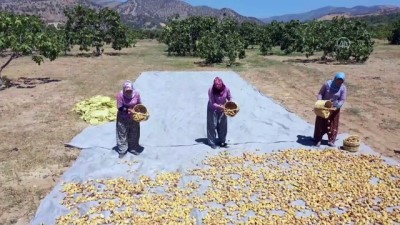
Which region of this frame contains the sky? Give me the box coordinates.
[182,0,400,18]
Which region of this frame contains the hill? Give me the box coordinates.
[1,1,398,29]
[91,0,124,8]
[0,0,262,28]
[261,5,400,23]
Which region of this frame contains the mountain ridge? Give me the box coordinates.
[260,5,400,23]
[0,0,262,28]
[0,1,399,28]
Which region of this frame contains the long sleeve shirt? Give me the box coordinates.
[116,91,142,119]
[208,87,232,112]
[317,83,347,108]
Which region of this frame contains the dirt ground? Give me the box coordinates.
[240,40,400,159]
[0,40,399,224]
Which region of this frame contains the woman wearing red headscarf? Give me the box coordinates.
[207,77,232,149]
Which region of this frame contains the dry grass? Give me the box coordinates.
[0,39,399,224]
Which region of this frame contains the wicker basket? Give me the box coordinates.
[342,145,359,152]
[132,104,149,122]
[343,135,361,146]
[314,100,334,119]
[224,101,240,117]
[342,135,361,152]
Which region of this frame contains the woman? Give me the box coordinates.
[314,72,347,147]
[207,77,232,149]
[116,80,142,158]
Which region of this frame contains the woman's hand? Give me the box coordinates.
[128,109,134,114]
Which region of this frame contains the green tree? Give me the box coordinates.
[279,20,304,54]
[63,5,135,56]
[160,18,191,56]
[99,8,135,53]
[188,16,219,55]
[0,12,62,83]
[388,20,400,45]
[138,29,161,40]
[239,21,260,49]
[301,20,331,58]
[160,16,245,65]
[196,30,224,63]
[258,26,273,55]
[63,6,95,53]
[258,17,374,62]
[268,21,285,47]
[328,17,374,62]
[160,16,219,56]
[258,21,286,55]
[197,18,245,66]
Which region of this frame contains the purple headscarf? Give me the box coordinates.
[122,80,134,98]
[212,77,226,95]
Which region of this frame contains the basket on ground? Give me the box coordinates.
[132,104,149,122]
[313,100,334,119]
[342,135,361,152]
[224,101,240,117]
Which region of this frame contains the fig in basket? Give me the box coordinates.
[115,80,144,159]
[324,100,333,108]
[132,104,149,122]
[207,77,234,149]
[224,101,240,117]
[313,72,347,147]
[342,135,361,152]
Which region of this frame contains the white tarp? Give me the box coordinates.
[30,71,397,225]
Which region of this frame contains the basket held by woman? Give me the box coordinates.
[132,104,149,122]
[313,100,334,119]
[224,101,240,117]
[342,135,361,152]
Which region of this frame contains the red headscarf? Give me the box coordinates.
[212,77,226,95]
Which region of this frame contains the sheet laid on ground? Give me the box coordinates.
[31,71,399,225]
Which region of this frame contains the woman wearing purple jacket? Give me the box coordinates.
[314,72,347,147]
[115,80,142,158]
[207,77,232,149]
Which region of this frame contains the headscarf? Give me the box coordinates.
[212,77,225,95]
[122,80,134,98]
[327,72,345,93]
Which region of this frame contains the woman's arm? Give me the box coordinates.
[317,83,326,100]
[116,93,128,112]
[209,88,222,109]
[336,85,347,108]
[136,92,142,105]
[226,88,232,101]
